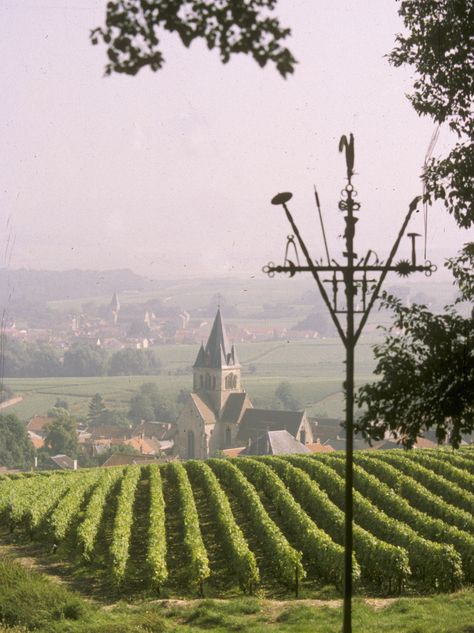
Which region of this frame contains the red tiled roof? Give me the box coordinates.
[27,416,54,433]
[307,441,335,453]
[221,447,246,458]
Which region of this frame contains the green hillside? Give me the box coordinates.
[0,449,472,600]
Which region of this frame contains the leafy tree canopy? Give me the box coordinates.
[0,414,35,470]
[355,289,473,448]
[275,380,300,411]
[356,1,473,448]
[44,412,79,457]
[389,0,473,228]
[91,0,296,78]
[88,393,107,424]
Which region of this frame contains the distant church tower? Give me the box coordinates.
[108,291,120,325]
[176,307,252,459]
[193,308,242,412]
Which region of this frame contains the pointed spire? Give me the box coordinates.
[110,290,120,311]
[193,308,240,369]
[193,342,206,368]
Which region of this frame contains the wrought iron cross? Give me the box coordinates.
[263,135,435,633]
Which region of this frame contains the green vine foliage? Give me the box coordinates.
[287,455,463,591]
[369,451,474,514]
[77,467,124,561]
[49,469,102,541]
[110,465,142,583]
[91,0,296,78]
[266,457,410,590]
[146,464,168,589]
[331,454,473,583]
[168,462,210,587]
[236,457,354,587]
[185,460,259,593]
[209,458,304,589]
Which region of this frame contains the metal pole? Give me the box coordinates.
[342,188,355,633]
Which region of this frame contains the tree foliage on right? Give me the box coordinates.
[356,0,473,447]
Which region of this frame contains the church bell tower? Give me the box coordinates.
[193,308,242,413]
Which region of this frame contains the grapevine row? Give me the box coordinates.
[236,457,353,586]
[286,455,463,591]
[166,462,210,588]
[77,467,124,561]
[49,469,102,541]
[110,466,141,583]
[426,450,474,475]
[4,472,73,530]
[265,456,410,590]
[404,452,474,493]
[185,460,259,593]
[209,458,304,589]
[329,454,474,582]
[146,465,168,589]
[374,451,474,512]
[353,454,474,533]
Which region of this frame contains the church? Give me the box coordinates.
[176,308,313,459]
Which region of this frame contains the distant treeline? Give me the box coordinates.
[1,337,162,378]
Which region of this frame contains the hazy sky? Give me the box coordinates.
[1,0,469,280]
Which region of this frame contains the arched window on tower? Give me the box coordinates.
[212,376,216,390]
[225,427,232,448]
[225,373,233,389]
[205,374,211,389]
[200,375,204,389]
[232,375,237,388]
[187,430,195,459]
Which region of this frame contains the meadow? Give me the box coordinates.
[4,337,377,421]
[1,555,473,633]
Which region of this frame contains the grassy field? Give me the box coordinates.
[3,337,377,421]
[1,547,473,633]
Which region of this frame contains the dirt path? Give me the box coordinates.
[0,396,23,409]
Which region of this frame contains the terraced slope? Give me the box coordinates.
[0,449,472,596]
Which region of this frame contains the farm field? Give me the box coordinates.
[4,337,377,420]
[1,450,472,603]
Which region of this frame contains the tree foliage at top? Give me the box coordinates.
[358,1,473,447]
[91,0,296,77]
[389,0,473,228]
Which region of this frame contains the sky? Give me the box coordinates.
[0,0,470,280]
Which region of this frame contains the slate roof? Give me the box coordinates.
[90,425,131,440]
[132,421,176,441]
[237,409,305,444]
[101,453,160,468]
[193,308,240,369]
[50,454,76,470]
[242,430,311,456]
[220,392,250,424]
[190,393,217,426]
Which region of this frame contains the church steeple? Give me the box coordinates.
[194,308,240,370]
[193,307,242,412]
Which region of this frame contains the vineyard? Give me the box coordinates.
[0,449,472,598]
